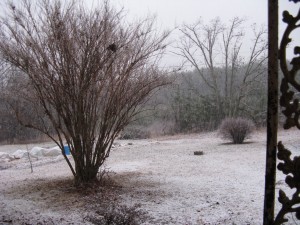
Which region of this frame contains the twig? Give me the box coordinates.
[26,144,33,173]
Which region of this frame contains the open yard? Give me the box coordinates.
[0,129,299,224]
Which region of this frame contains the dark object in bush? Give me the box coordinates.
[194,151,204,155]
[87,203,148,225]
[219,118,255,144]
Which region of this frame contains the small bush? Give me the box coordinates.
[219,118,255,144]
[86,203,148,225]
[119,126,150,140]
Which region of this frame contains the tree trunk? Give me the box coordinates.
[74,163,99,185]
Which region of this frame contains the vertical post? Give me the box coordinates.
[263,0,278,224]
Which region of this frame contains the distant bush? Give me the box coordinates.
[119,126,150,140]
[219,118,255,144]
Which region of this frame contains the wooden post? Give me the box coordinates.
[263,0,278,224]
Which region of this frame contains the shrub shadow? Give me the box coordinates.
[219,141,256,145]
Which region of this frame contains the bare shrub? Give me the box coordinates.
[86,203,148,225]
[219,118,255,144]
[147,120,177,136]
[119,126,150,140]
[0,0,169,184]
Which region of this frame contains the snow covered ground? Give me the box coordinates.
[0,129,299,224]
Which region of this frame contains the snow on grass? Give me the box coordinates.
[0,129,299,224]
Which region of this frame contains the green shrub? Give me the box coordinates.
[219,118,255,144]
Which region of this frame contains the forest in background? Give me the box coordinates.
[121,66,268,139]
[122,17,269,139]
[0,64,268,143]
[0,16,270,143]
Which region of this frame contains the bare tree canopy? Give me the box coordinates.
[0,0,169,184]
[177,17,267,123]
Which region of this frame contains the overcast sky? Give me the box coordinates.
[7,0,298,68]
[112,0,270,27]
[87,0,298,27]
[91,0,296,68]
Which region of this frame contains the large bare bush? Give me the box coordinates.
[0,0,169,184]
[219,117,255,144]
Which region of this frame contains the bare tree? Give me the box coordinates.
[0,0,169,184]
[177,17,267,123]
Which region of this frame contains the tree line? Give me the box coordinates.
[122,17,268,136]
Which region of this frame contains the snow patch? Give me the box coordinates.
[12,150,29,159]
[42,147,61,157]
[29,147,46,157]
[0,152,14,162]
[111,161,148,172]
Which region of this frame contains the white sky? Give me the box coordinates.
[6,0,300,68]
[88,0,297,27]
[93,0,297,68]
